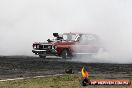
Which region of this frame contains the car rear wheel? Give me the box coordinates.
[61,49,72,59]
[39,55,46,59]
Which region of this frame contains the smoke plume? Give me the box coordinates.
[0,0,132,63]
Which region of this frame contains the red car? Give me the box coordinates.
[32,33,102,59]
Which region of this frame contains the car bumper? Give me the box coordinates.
[32,49,57,56]
[32,49,47,52]
[32,49,46,54]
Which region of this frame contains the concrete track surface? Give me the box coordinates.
[0,56,131,80]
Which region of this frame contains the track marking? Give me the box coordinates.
[0,74,64,82]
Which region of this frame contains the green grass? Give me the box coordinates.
[0,74,131,88]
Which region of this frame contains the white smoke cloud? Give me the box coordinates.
[0,0,132,63]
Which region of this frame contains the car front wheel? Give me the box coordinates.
[39,55,46,59]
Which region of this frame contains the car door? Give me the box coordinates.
[73,34,99,54]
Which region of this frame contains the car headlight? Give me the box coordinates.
[37,45,39,48]
[33,45,36,49]
[48,46,51,49]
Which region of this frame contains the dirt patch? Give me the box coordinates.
[0,56,131,79]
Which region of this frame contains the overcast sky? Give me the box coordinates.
[0,0,132,62]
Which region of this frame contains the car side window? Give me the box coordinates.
[79,34,97,44]
[79,35,89,44]
[87,35,96,41]
[87,35,97,44]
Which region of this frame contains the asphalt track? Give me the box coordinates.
[0,56,131,80]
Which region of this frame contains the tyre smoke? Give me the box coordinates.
[0,0,132,63]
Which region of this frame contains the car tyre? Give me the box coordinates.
[39,55,46,59]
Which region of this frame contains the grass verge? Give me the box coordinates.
[0,74,131,88]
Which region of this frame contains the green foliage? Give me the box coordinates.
[0,74,131,88]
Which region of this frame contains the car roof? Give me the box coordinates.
[63,32,81,35]
[62,32,99,39]
[63,32,97,36]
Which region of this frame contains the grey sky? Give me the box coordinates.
[0,0,132,63]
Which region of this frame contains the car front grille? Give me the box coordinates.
[33,44,52,50]
[41,45,52,50]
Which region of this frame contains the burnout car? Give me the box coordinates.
[32,33,102,59]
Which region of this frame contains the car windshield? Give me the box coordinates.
[63,34,77,41]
